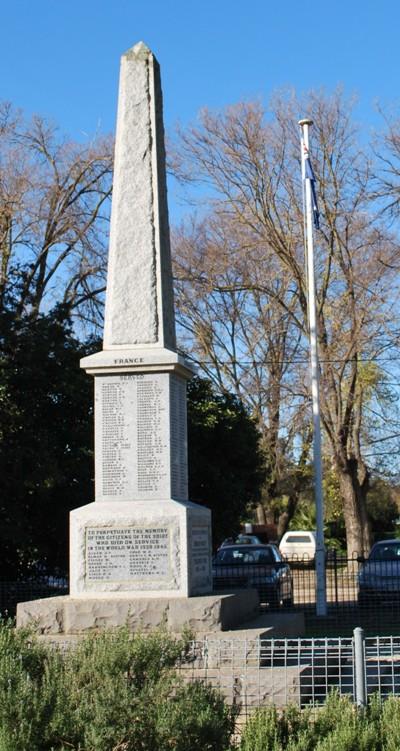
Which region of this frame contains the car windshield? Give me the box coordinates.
[285,535,313,543]
[370,543,400,561]
[214,547,276,565]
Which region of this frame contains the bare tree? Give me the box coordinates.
[173,213,312,535]
[0,102,113,327]
[171,91,400,555]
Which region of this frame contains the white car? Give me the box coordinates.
[279,530,316,563]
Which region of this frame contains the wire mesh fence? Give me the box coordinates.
[21,630,400,722]
[2,575,400,722]
[364,636,400,697]
[179,636,355,712]
[178,631,400,722]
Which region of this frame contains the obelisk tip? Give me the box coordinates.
[123,41,154,61]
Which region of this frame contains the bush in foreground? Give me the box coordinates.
[6,622,400,751]
[0,623,235,751]
[239,691,400,750]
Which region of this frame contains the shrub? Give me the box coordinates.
[0,622,59,750]
[0,623,235,751]
[380,694,400,751]
[156,680,236,751]
[239,693,383,751]
[239,703,313,751]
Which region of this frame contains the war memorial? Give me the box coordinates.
[17,42,257,635]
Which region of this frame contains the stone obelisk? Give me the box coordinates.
[71,42,212,600]
[16,44,259,634]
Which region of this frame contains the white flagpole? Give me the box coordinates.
[298,118,327,617]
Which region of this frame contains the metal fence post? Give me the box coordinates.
[354,627,366,707]
[333,549,338,606]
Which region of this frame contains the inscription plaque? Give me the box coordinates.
[170,374,188,500]
[96,372,188,501]
[190,525,212,588]
[96,373,171,501]
[86,526,171,581]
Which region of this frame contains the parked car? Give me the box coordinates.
[212,543,293,607]
[218,534,262,548]
[358,539,400,606]
[279,530,316,564]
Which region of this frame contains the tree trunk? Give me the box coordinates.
[336,457,372,557]
[277,493,299,541]
[255,503,267,525]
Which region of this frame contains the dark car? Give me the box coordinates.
[212,543,293,607]
[358,539,400,607]
[218,534,262,548]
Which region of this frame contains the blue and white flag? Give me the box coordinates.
[304,149,320,230]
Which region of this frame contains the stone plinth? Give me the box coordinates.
[16,591,259,635]
[70,500,211,598]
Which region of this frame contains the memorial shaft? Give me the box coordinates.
[73,41,212,599]
[103,42,176,350]
[17,43,259,633]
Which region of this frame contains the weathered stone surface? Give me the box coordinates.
[16,596,68,634]
[103,41,175,350]
[182,664,306,712]
[16,591,259,634]
[70,500,212,597]
[228,611,305,638]
[167,590,259,632]
[71,42,213,611]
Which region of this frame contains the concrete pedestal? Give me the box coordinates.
[70,499,212,598]
[16,590,259,635]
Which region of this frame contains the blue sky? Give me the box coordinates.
[2,0,399,218]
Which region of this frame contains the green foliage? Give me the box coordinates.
[380,694,400,751]
[312,721,379,751]
[187,377,265,545]
[311,692,379,751]
[0,624,235,751]
[7,625,400,751]
[238,692,400,751]
[0,305,98,576]
[156,680,236,751]
[0,622,58,750]
[289,469,400,553]
[239,703,313,751]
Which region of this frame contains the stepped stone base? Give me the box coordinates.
[16,591,259,635]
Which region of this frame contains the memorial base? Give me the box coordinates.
[16,591,259,635]
[70,500,212,598]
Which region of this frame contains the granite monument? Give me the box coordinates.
[16,43,258,633]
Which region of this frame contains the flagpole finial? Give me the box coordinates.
[298,118,313,127]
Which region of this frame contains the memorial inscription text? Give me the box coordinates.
[96,373,170,500]
[190,526,211,587]
[86,526,170,581]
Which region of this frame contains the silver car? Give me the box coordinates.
[358,539,400,606]
[212,543,293,607]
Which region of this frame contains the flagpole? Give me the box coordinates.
[298,118,327,617]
